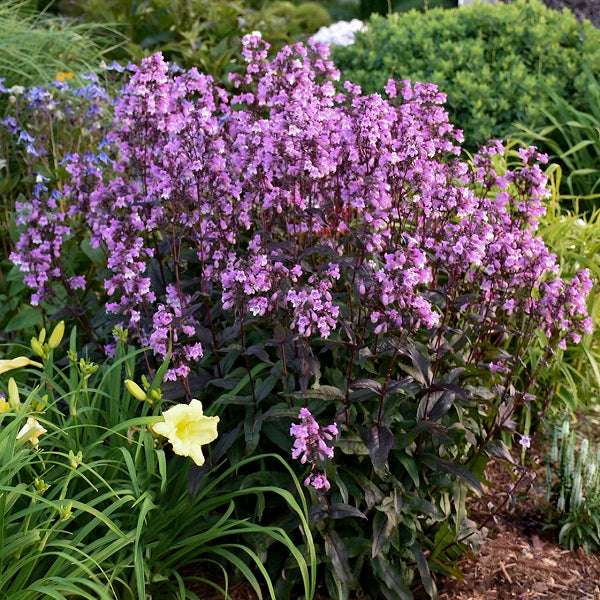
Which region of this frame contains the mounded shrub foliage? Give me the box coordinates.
[333,0,600,147]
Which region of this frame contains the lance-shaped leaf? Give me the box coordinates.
[324,529,356,587]
[367,425,395,471]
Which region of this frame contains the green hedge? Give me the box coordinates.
[333,0,600,148]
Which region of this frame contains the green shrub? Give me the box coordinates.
[333,0,600,149]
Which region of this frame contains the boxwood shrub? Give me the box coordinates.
[333,0,600,148]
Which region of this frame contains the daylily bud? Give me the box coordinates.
[69,449,83,469]
[125,379,147,402]
[38,328,46,345]
[34,477,50,493]
[0,356,43,375]
[32,394,48,413]
[48,321,65,349]
[141,374,150,391]
[30,337,47,360]
[58,501,73,522]
[8,378,20,408]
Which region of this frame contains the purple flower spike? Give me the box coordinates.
[291,407,338,492]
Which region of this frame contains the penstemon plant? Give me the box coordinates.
[5,33,594,598]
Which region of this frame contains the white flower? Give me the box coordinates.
[311,19,366,47]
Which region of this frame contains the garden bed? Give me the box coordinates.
[437,457,600,599]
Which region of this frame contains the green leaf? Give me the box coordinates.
[372,510,391,558]
[420,454,482,494]
[244,409,263,454]
[289,385,345,401]
[411,542,436,598]
[367,425,395,471]
[309,503,367,522]
[324,530,355,587]
[336,430,370,456]
[351,378,383,394]
[4,307,43,332]
[80,237,105,265]
[372,555,413,600]
[397,454,420,488]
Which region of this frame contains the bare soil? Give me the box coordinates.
[437,454,600,599]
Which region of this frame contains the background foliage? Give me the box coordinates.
[0,0,109,95]
[53,0,331,79]
[517,68,600,207]
[333,0,600,149]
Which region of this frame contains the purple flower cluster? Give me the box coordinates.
[8,33,593,383]
[290,407,338,491]
[2,75,111,306]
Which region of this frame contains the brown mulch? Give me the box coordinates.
[437,453,600,600]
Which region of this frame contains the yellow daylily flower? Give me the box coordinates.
[0,356,43,376]
[152,399,219,466]
[16,417,47,449]
[0,397,9,413]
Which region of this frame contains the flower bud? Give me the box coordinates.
[125,379,147,402]
[33,394,48,413]
[47,321,65,350]
[69,449,83,469]
[30,337,47,360]
[0,356,43,375]
[8,378,20,408]
[58,501,73,522]
[34,477,50,493]
[141,374,150,391]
